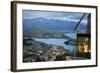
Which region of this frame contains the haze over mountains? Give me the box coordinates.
[23,17,87,32]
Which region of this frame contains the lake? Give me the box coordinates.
[34,38,76,52]
[33,33,76,52]
[64,33,76,39]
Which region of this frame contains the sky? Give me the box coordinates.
[23,10,89,25]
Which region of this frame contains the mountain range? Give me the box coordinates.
[23,17,87,32]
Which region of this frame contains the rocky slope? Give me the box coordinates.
[23,37,72,62]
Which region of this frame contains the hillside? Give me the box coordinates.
[23,38,72,62]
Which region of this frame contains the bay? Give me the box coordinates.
[33,38,76,52]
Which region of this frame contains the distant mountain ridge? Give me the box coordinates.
[23,17,87,32]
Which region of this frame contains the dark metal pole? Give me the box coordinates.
[73,13,86,31]
[87,13,91,33]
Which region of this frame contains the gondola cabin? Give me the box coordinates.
[76,33,91,59]
[74,13,91,59]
